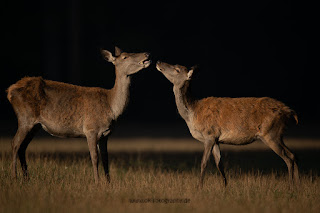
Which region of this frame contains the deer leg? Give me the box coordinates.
[12,127,29,179]
[18,125,40,180]
[199,142,214,188]
[280,141,299,183]
[98,136,110,183]
[260,135,294,183]
[12,125,36,180]
[86,134,99,184]
[212,143,227,187]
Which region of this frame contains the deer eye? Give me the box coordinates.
[175,68,180,73]
[122,56,127,59]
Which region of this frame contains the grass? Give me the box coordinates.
[1,137,320,213]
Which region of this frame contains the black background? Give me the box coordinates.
[1,0,315,137]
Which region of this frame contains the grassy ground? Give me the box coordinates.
[1,137,320,213]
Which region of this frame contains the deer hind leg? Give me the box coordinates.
[12,124,39,180]
[260,135,294,183]
[86,133,99,184]
[212,143,227,187]
[199,141,214,188]
[98,136,110,183]
[280,140,299,183]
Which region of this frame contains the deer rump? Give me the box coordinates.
[7,77,111,138]
[192,97,298,144]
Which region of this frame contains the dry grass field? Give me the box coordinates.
[1,137,320,213]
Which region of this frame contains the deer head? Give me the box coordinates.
[156,61,195,87]
[101,47,151,76]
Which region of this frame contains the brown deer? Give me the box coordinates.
[156,61,299,187]
[7,47,151,183]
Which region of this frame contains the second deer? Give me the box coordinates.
[156,61,299,187]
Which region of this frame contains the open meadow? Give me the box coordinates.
[1,137,320,213]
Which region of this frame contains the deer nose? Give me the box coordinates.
[145,52,150,58]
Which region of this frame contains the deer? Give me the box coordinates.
[6,47,151,183]
[156,61,299,187]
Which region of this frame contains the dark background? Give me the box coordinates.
[1,0,315,138]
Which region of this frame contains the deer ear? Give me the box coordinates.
[101,49,115,63]
[115,46,123,57]
[191,65,199,71]
[188,65,198,80]
[187,69,194,80]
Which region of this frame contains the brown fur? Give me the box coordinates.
[7,77,47,118]
[156,61,299,187]
[193,97,297,144]
[7,77,113,138]
[7,47,150,183]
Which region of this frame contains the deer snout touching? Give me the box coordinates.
[144,52,151,64]
[138,52,151,67]
[156,61,161,70]
[156,61,167,72]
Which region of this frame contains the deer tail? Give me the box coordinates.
[280,105,298,125]
[291,110,299,125]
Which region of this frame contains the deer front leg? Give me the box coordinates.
[86,133,99,184]
[98,135,110,183]
[212,143,227,187]
[199,141,214,188]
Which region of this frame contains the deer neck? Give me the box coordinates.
[109,70,131,120]
[173,81,194,122]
